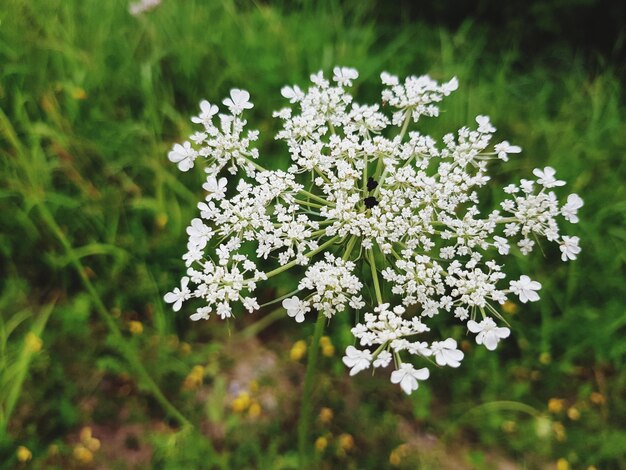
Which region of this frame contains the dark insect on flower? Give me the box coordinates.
[367,177,378,192]
[364,196,379,209]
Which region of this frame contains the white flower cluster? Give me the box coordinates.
[164,67,582,394]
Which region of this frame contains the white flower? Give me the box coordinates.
[494,141,521,161]
[533,167,565,188]
[168,141,197,172]
[190,306,211,321]
[333,66,358,86]
[164,67,582,395]
[186,218,212,249]
[467,317,510,350]
[494,236,510,255]
[223,89,253,115]
[390,363,429,395]
[454,307,469,321]
[560,235,581,261]
[298,254,363,318]
[203,176,228,199]
[476,115,496,133]
[562,194,583,223]
[129,0,161,16]
[191,100,219,125]
[373,350,392,368]
[280,85,304,103]
[430,338,464,368]
[164,276,191,312]
[380,71,399,86]
[509,275,541,303]
[242,297,260,313]
[342,346,372,376]
[282,296,308,323]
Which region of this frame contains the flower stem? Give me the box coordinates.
[259,236,340,281]
[368,248,384,304]
[36,203,191,428]
[297,310,326,468]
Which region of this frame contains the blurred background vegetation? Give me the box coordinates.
[0,0,625,468]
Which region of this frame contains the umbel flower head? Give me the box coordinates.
[164,67,582,394]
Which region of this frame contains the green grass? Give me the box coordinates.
[1,0,625,468]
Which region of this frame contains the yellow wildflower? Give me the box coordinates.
[16,446,32,462]
[502,300,518,314]
[315,436,328,452]
[389,444,409,466]
[25,332,43,353]
[318,407,333,424]
[80,427,101,452]
[590,392,605,405]
[338,433,354,453]
[556,458,569,470]
[155,213,168,229]
[248,401,262,419]
[548,398,565,414]
[182,365,204,391]
[72,87,87,100]
[231,392,251,413]
[129,321,143,335]
[290,340,307,361]
[502,420,517,433]
[552,422,567,442]
[567,407,581,421]
[179,342,191,356]
[73,444,93,464]
[539,352,551,364]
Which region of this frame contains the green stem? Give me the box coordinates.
[297,311,326,468]
[368,248,384,304]
[299,189,334,206]
[398,108,413,140]
[373,109,412,195]
[257,236,340,281]
[237,306,285,339]
[343,235,358,261]
[36,204,191,428]
[294,199,324,209]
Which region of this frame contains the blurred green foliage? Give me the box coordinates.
[0,0,625,468]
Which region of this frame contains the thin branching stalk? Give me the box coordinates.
[297,310,325,468]
[36,203,191,428]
